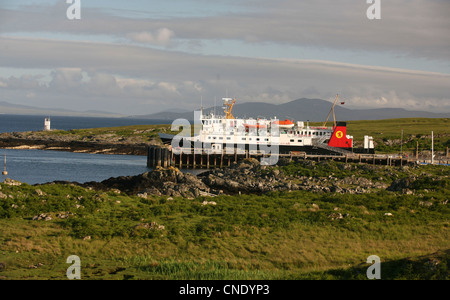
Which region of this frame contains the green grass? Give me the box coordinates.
[1,117,449,280]
[26,124,177,144]
[18,117,449,152]
[315,118,450,153]
[17,117,449,155]
[0,162,448,280]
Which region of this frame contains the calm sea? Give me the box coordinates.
[0,114,171,185]
[0,114,169,133]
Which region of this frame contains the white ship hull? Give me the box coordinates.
[159,97,375,155]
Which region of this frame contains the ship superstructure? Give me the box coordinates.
[160,95,373,155]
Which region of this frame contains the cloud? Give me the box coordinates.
[0,73,46,90]
[0,1,449,60]
[49,68,84,90]
[0,35,449,114]
[0,1,449,114]
[126,28,174,46]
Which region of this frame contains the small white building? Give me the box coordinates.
[364,135,374,151]
[44,117,51,131]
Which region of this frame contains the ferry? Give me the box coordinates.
[159,95,374,155]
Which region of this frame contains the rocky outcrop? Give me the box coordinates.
[79,158,397,198]
[198,158,297,194]
[0,131,160,155]
[84,166,211,199]
[387,177,417,192]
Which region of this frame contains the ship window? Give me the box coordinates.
[208,137,211,139]
[242,138,246,141]
[256,138,260,141]
[290,139,294,142]
[298,139,302,143]
[219,137,223,140]
[227,137,231,140]
[265,138,269,141]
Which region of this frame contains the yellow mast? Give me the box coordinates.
[323,94,339,128]
[223,98,236,119]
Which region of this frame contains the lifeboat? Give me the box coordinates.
[272,119,294,128]
[243,123,267,129]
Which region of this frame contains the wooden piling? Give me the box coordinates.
[148,145,437,171]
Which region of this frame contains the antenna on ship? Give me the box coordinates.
[200,95,203,117]
[323,94,339,128]
[2,154,8,176]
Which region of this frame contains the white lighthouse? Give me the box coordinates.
[44,117,51,131]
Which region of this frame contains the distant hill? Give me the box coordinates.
[0,101,124,118]
[135,98,450,121]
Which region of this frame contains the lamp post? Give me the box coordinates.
[400,129,403,166]
[431,131,434,165]
[400,129,403,156]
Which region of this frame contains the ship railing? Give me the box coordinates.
[313,136,329,145]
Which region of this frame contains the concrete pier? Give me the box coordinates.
[147,146,448,169]
[147,146,171,168]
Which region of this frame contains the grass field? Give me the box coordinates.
[346,118,450,153]
[0,161,448,280]
[309,118,449,154]
[25,117,449,154]
[24,124,174,144]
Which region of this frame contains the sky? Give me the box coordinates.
[0,0,449,115]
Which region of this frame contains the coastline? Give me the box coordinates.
[0,131,162,156]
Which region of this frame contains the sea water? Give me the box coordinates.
[0,115,169,185]
[2,149,149,185]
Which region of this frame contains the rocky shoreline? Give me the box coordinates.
[51,158,438,199]
[0,131,157,155]
[1,130,446,199]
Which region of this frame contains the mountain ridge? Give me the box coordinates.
[133,98,450,121]
[2,99,448,121]
[0,101,124,118]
